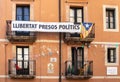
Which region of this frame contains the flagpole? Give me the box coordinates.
[58,0,62,82]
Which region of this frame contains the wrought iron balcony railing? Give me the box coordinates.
[65,60,93,79]
[8,59,36,79]
[6,20,37,43]
[63,23,95,45]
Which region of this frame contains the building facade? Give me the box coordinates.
[0,0,120,82]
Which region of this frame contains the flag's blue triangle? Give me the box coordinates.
[82,22,93,30]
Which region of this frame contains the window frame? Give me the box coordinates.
[106,9,115,29]
[12,3,34,20]
[103,5,119,32]
[16,46,30,75]
[16,5,30,21]
[70,7,84,24]
[15,5,30,36]
[105,45,119,66]
[107,48,116,63]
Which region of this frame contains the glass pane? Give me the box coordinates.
[77,49,82,61]
[110,50,114,55]
[106,17,108,22]
[17,7,22,15]
[24,48,28,54]
[24,7,29,15]
[70,18,74,22]
[110,17,113,22]
[24,16,30,21]
[106,22,109,28]
[70,9,74,17]
[18,62,22,68]
[24,62,28,68]
[16,16,22,20]
[24,55,28,60]
[17,55,23,60]
[17,48,22,54]
[110,12,114,17]
[77,9,82,17]
[110,23,114,29]
[77,18,82,23]
[110,57,114,62]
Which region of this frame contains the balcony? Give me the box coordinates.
[8,59,36,79]
[63,23,95,45]
[65,60,93,79]
[6,20,36,43]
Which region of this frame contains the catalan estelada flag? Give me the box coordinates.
[80,22,93,38]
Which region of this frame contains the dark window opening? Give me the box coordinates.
[106,9,115,29]
[107,48,116,63]
[71,47,84,75]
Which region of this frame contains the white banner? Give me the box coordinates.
[11,21,81,33]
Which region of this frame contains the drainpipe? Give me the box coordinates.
[5,43,8,82]
[58,0,61,82]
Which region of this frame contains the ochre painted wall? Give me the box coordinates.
[0,0,120,82]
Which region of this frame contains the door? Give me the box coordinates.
[16,46,29,75]
[71,47,84,75]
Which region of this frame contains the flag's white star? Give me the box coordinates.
[85,23,89,28]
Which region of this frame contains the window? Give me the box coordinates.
[70,7,83,23]
[16,5,30,21]
[8,46,36,78]
[16,5,30,36]
[107,48,116,63]
[69,7,83,37]
[106,9,115,29]
[103,5,119,32]
[105,45,119,65]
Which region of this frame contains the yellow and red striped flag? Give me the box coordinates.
[80,22,93,39]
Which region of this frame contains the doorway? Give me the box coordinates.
[16,46,29,75]
[71,47,84,75]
